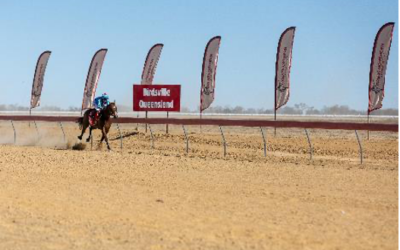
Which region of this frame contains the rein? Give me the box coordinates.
[100,104,116,120]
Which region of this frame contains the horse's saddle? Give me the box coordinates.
[89,109,100,126]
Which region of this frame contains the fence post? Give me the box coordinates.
[10,120,16,144]
[355,130,363,164]
[182,125,189,154]
[59,122,66,143]
[304,128,313,160]
[149,124,155,149]
[219,126,227,157]
[115,123,123,150]
[260,127,267,157]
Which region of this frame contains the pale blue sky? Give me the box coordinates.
[0,0,398,111]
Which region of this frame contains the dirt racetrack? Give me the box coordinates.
[0,121,398,249]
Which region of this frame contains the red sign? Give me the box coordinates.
[133,84,181,112]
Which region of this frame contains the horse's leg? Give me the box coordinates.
[98,128,105,149]
[94,133,103,150]
[78,123,88,140]
[78,112,89,140]
[86,127,93,143]
[102,127,111,151]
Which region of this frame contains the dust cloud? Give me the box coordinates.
[0,122,76,150]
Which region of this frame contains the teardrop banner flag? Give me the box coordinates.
[141,44,164,85]
[275,27,296,112]
[368,22,395,114]
[81,48,108,111]
[200,36,221,112]
[30,51,51,109]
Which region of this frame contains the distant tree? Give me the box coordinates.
[38,106,62,111]
[305,107,320,115]
[321,105,363,115]
[294,103,309,115]
[246,108,256,114]
[266,109,274,114]
[67,106,80,111]
[222,105,233,114]
[181,106,191,113]
[233,106,244,114]
[280,106,302,115]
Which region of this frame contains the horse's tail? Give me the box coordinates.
[77,117,83,130]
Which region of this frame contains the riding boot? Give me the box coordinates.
[94,111,99,124]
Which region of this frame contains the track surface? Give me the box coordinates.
[0,123,398,249]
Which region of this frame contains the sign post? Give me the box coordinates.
[166,111,169,134]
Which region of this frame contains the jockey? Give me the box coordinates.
[93,93,110,111]
[91,93,110,123]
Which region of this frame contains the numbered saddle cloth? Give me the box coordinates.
[88,109,99,126]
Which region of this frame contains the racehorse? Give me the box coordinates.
[77,102,118,150]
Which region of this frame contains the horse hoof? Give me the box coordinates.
[78,136,82,140]
[86,138,91,143]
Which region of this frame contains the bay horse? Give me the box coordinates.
[77,102,118,150]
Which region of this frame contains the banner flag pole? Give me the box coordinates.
[200,110,203,133]
[368,111,371,141]
[274,27,296,137]
[199,36,221,130]
[30,51,51,126]
[146,111,149,134]
[29,108,31,128]
[81,48,108,113]
[140,44,164,134]
[275,109,278,137]
[367,22,395,141]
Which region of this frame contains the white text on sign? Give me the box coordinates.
[143,88,171,97]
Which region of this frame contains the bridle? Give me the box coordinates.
[107,103,118,118]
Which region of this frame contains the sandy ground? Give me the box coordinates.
[0,121,397,250]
